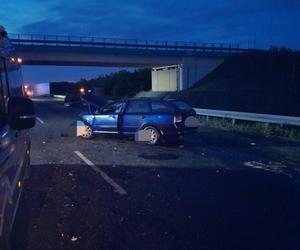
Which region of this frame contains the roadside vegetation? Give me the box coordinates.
[50,68,151,97]
[198,116,300,140]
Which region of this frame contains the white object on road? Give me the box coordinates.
[185,116,200,127]
[76,120,86,137]
[134,130,152,142]
[36,117,45,124]
[70,236,78,242]
[74,151,127,195]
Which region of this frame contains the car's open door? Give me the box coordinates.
[93,101,124,134]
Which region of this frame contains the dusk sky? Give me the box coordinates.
[1,0,299,83]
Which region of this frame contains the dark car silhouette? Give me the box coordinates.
[0,28,35,248]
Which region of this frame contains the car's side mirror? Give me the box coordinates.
[7,97,35,130]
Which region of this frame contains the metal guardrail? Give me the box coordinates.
[8,33,244,53]
[194,108,300,127]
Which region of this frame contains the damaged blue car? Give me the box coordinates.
[78,97,197,145]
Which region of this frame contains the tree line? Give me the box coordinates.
[50,68,151,97]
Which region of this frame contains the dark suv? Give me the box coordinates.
[0,28,35,248]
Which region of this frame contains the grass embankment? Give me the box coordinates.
[169,50,300,117]
[198,116,300,140]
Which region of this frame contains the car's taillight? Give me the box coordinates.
[174,111,183,123]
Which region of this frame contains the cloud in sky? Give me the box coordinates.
[1,0,300,83]
[2,0,300,48]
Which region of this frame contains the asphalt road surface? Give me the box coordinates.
[11,97,300,250]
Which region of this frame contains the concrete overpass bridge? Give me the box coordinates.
[10,33,245,91]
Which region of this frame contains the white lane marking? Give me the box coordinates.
[36,117,45,124]
[74,151,127,195]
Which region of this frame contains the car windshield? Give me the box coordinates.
[101,100,123,113]
[3,3,300,250]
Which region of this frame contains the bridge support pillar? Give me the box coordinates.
[181,57,224,89]
[151,58,224,92]
[151,65,182,91]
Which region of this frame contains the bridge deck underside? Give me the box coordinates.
[14,44,234,67]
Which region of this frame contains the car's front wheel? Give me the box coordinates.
[143,126,160,145]
[81,125,94,139]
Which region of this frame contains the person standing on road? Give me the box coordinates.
[0,25,8,45]
[0,25,13,54]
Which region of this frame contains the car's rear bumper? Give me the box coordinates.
[162,130,183,137]
[160,124,184,137]
[160,125,198,137]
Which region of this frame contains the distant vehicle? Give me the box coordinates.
[23,85,33,97]
[0,26,35,248]
[64,87,85,106]
[24,83,50,97]
[78,98,197,145]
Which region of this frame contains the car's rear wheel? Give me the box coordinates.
[81,125,93,139]
[144,126,160,145]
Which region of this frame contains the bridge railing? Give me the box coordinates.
[9,33,243,53]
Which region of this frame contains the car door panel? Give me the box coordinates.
[0,125,27,234]
[122,100,151,134]
[92,101,124,133]
[93,114,119,133]
[122,114,145,134]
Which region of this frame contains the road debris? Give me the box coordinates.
[112,146,118,167]
[70,236,78,242]
[60,133,69,137]
[244,161,291,177]
[64,203,75,207]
